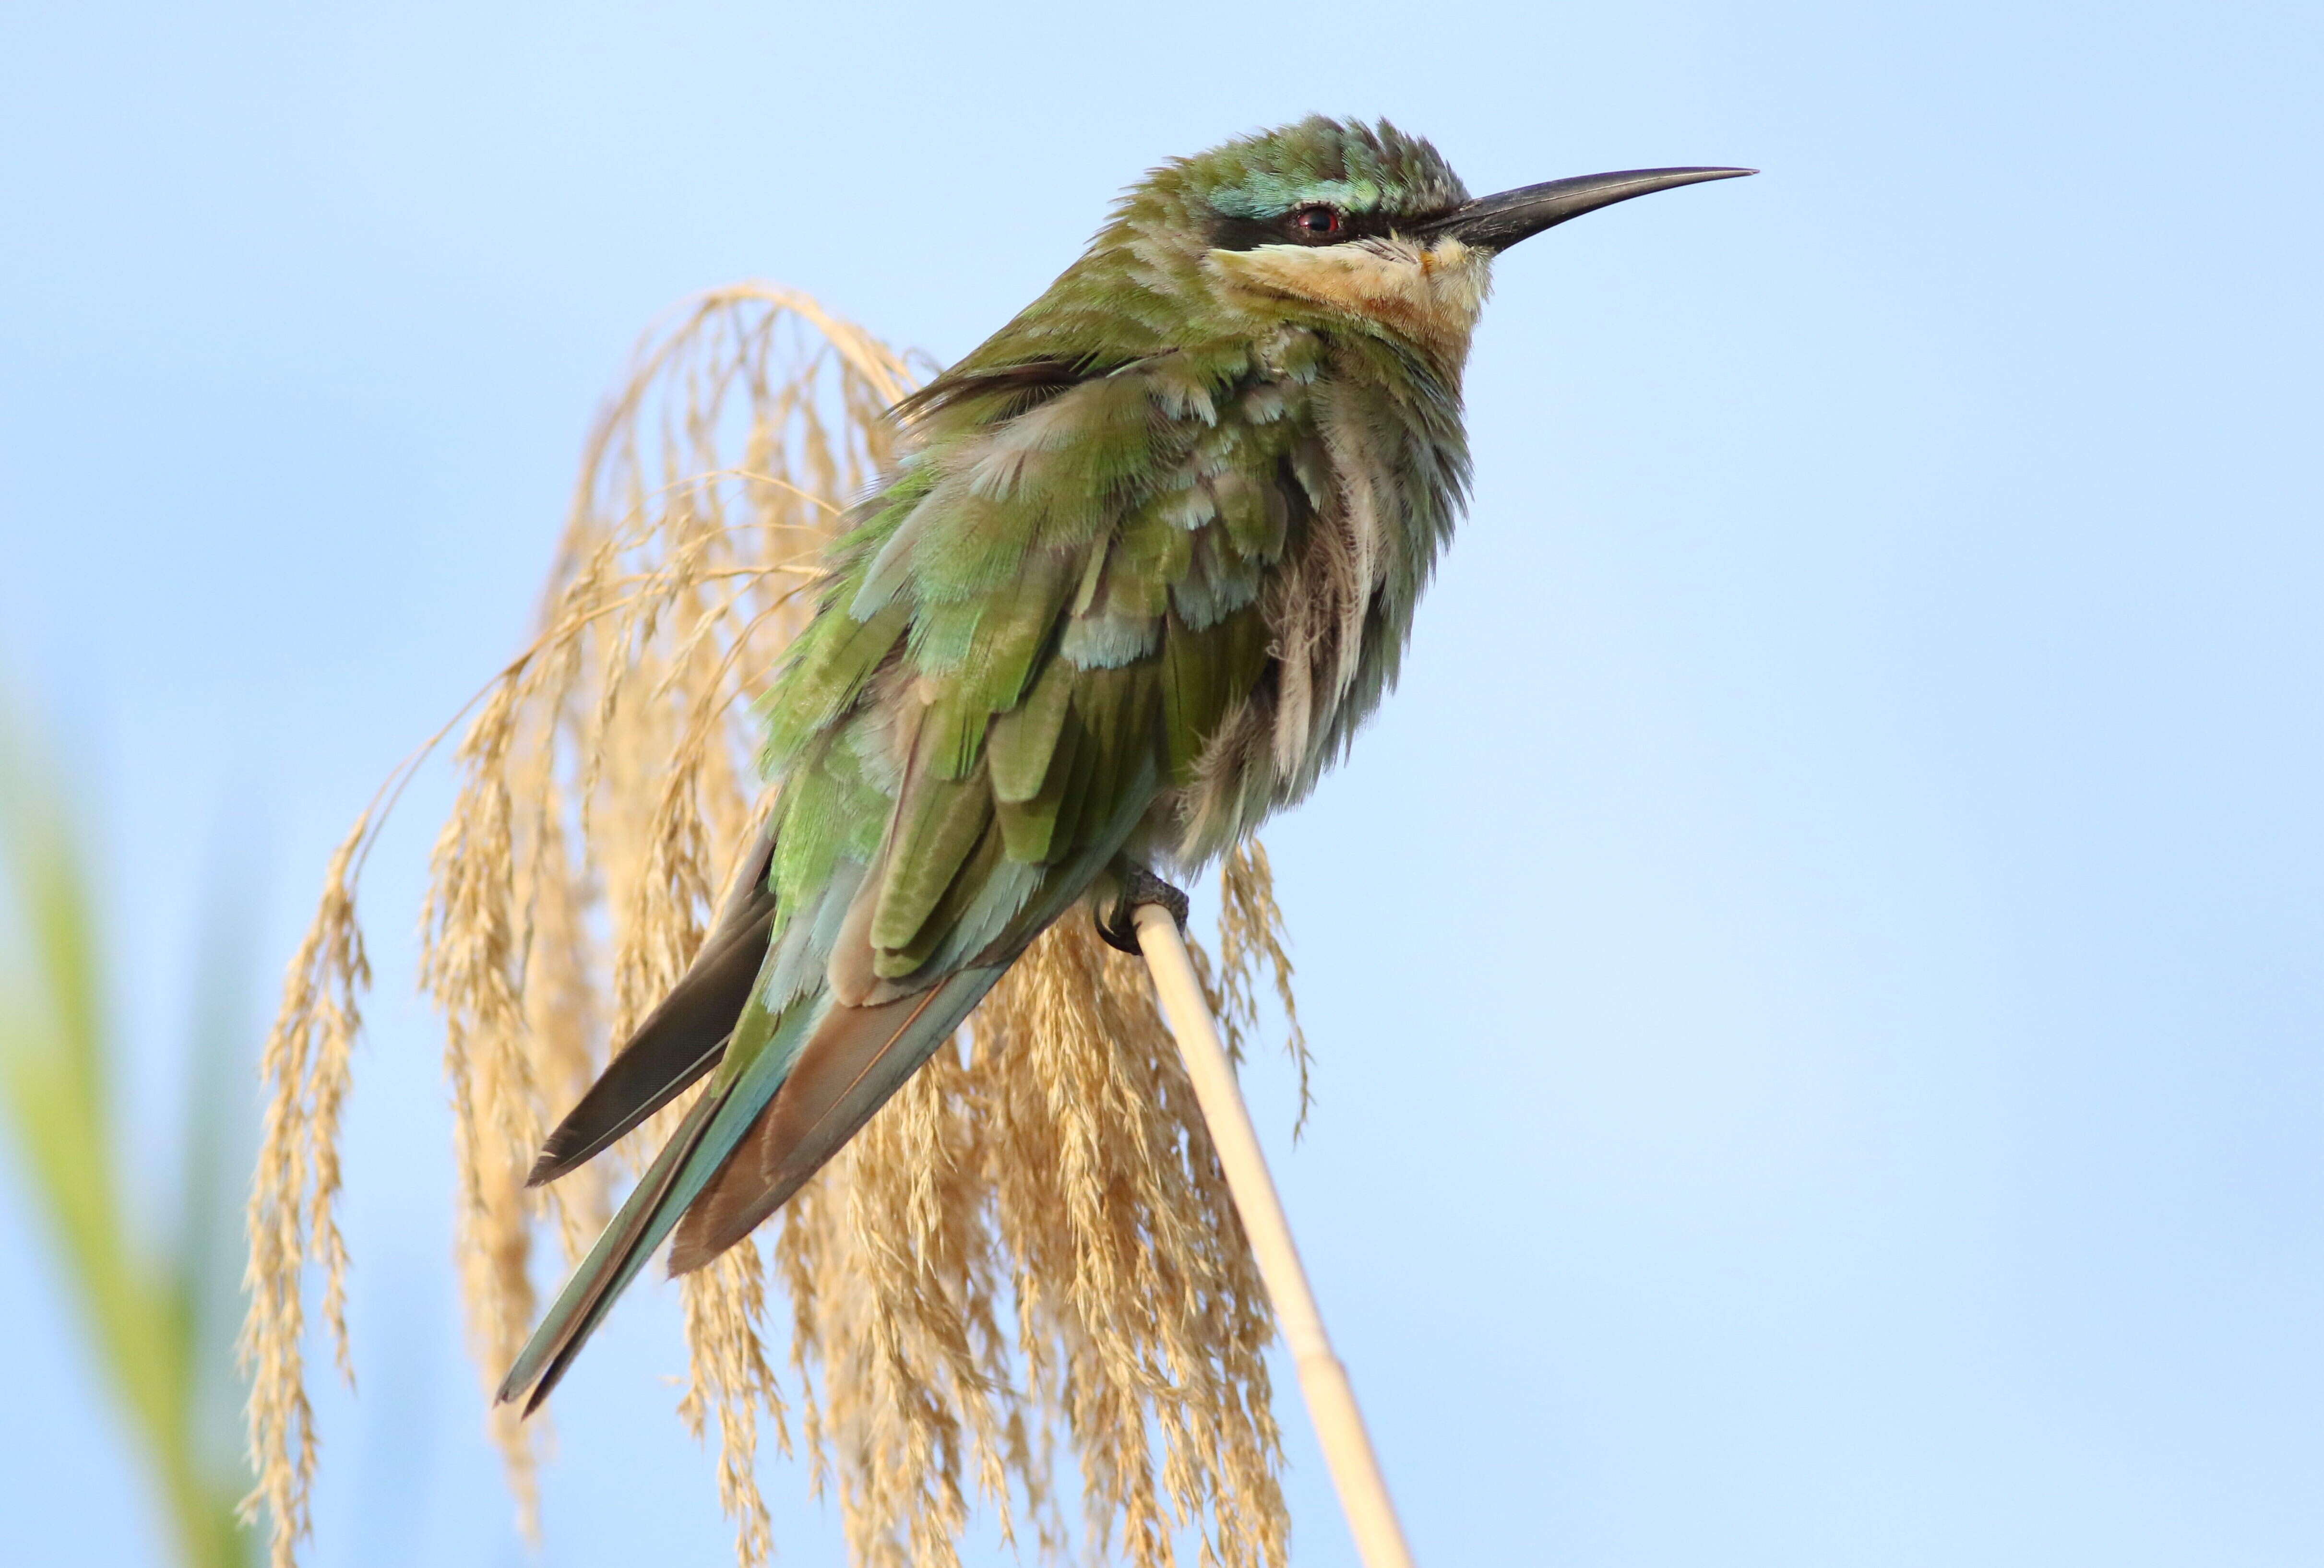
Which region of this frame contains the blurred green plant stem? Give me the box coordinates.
[0,699,254,1568]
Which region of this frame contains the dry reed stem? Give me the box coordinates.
[244,285,1310,1568]
[239,820,366,1567]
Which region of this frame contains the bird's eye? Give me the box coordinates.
[1289,205,1345,240]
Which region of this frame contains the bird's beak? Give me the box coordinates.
[1412,166,1754,253]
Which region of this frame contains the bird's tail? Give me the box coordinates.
[496,963,1006,1413]
[668,965,1003,1271]
[494,1075,722,1413]
[524,837,780,1188]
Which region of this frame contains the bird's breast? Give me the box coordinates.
[1170,347,1469,865]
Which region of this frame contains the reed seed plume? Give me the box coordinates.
[245,285,1309,1568]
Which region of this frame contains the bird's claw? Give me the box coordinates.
[1096,865,1189,955]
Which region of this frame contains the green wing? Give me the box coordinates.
[756,345,1305,988]
[656,347,1306,1259]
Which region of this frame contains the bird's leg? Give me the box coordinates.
[1094,860,1190,955]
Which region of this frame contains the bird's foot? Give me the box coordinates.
[1095,864,1190,955]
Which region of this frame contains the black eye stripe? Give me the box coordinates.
[1206,207,1409,252]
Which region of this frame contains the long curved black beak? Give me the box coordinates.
[1413,166,1754,252]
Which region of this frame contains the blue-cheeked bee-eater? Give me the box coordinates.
[499,117,1750,1411]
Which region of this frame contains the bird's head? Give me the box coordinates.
[1121,119,1744,364]
[1160,117,1490,368]
[919,119,1749,416]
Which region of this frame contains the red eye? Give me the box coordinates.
[1291,205,1344,239]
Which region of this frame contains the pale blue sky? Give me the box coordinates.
[3,2,2320,1564]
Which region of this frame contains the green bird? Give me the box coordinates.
[499,117,1748,1411]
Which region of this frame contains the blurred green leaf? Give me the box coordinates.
[0,695,254,1568]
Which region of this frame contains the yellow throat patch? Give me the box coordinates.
[1207,236,1494,372]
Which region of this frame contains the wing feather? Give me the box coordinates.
[526,834,778,1187]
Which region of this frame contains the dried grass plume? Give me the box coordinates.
[242,285,1312,1568]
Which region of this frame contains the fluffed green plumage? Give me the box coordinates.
[500,117,1752,1411]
